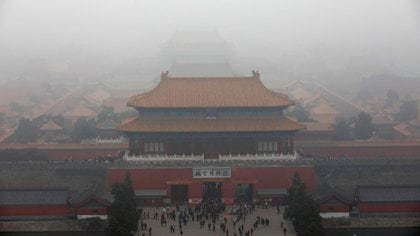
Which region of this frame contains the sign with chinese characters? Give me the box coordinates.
[193,167,231,179]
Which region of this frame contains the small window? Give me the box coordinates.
[257,141,278,153]
[144,141,165,153]
[205,108,217,119]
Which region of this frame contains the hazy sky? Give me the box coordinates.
[0,0,419,73]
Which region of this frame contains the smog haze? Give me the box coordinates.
[1,0,420,78]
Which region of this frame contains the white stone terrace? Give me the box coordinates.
[123,152,298,162]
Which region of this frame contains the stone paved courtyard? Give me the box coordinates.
[136,206,296,236]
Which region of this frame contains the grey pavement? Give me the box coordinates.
[136,206,296,236]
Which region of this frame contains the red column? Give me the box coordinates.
[139,138,143,155]
[128,137,133,155]
[282,137,287,154]
[253,138,257,154]
[165,138,168,155]
[221,181,235,205]
[188,182,202,199]
[191,137,194,154]
[290,136,295,153]
[228,138,232,154]
[278,138,282,154]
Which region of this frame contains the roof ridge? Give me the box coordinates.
[40,120,63,130]
[118,115,304,133]
[167,75,254,80]
[357,184,420,189]
[127,72,294,109]
[0,187,68,191]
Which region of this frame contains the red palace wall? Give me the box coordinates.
[300,145,420,159]
[0,144,127,161]
[76,208,107,215]
[0,205,69,216]
[359,202,420,213]
[0,206,108,217]
[41,145,420,160]
[44,149,120,160]
[3,142,420,161]
[107,166,315,202]
[320,203,350,213]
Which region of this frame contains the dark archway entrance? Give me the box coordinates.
[170,185,188,203]
[235,184,253,203]
[202,182,222,202]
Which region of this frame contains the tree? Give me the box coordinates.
[290,104,312,122]
[107,172,139,236]
[52,114,65,127]
[354,112,374,140]
[97,106,117,123]
[0,149,47,161]
[293,195,323,236]
[9,102,25,114]
[332,117,352,140]
[386,89,399,107]
[356,86,372,101]
[0,112,4,124]
[14,118,39,143]
[285,172,306,220]
[80,217,106,232]
[40,81,53,93]
[285,172,323,236]
[70,117,97,142]
[397,100,417,122]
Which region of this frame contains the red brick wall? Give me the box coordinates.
[359,202,420,213]
[107,166,315,200]
[301,145,420,159]
[76,208,107,215]
[0,144,126,161]
[0,205,68,216]
[44,149,121,160]
[232,167,315,193]
[107,168,203,198]
[0,206,108,217]
[320,203,350,213]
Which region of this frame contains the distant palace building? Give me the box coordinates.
[112,71,311,205]
[161,31,235,77]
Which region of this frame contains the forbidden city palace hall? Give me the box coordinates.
[108,71,315,205]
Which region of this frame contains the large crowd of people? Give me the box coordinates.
[137,200,288,236]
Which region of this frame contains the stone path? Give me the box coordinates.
[136,206,296,236]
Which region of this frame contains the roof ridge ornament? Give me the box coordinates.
[161,70,169,79]
[251,70,260,79]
